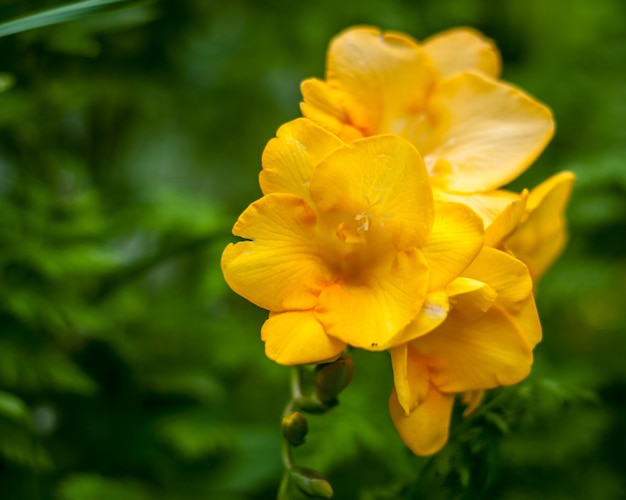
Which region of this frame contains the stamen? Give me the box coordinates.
[355,211,371,232]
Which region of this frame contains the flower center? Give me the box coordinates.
[355,210,372,232]
[314,205,398,286]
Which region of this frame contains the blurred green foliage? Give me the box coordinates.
[0,0,624,498]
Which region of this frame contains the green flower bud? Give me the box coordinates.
[289,466,334,498]
[294,395,332,414]
[282,411,308,446]
[314,354,354,404]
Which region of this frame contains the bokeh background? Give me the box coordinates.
[0,0,624,499]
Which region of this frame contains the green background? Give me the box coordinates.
[0,0,624,498]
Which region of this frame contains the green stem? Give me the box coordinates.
[281,366,304,470]
[291,365,304,400]
[281,432,294,470]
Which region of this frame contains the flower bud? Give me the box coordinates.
[282,411,308,446]
[314,354,354,404]
[289,466,334,498]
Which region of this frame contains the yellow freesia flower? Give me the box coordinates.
[300,26,554,193]
[222,25,572,464]
[222,119,484,365]
[388,247,541,455]
[301,25,574,282]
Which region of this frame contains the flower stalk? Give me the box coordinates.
[278,356,353,498]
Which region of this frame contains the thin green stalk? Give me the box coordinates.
[281,366,304,469]
[0,0,133,38]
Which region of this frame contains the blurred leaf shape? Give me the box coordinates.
[56,474,154,500]
[0,0,140,38]
[0,390,31,424]
[0,340,96,394]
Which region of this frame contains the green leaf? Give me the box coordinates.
[56,474,154,500]
[0,0,134,38]
[0,421,52,469]
[0,341,97,395]
[0,72,15,92]
[484,411,511,435]
[0,390,31,424]
[154,409,231,460]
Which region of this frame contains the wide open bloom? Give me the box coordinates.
[300,26,554,194]
[301,26,573,282]
[388,247,541,455]
[222,118,483,365]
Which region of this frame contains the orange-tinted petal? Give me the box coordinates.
[423,27,501,79]
[315,248,429,350]
[421,200,484,290]
[260,118,343,200]
[426,72,554,192]
[413,306,533,393]
[323,26,437,135]
[390,344,430,414]
[506,171,575,281]
[310,135,434,249]
[222,194,328,311]
[261,310,346,365]
[389,385,455,456]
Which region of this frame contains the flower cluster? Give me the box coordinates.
[222,26,574,455]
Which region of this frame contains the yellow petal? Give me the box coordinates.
[390,290,449,346]
[389,385,455,456]
[261,310,346,365]
[310,135,434,249]
[260,118,344,200]
[390,344,430,415]
[413,305,533,392]
[462,247,532,310]
[315,248,429,350]
[421,200,484,290]
[426,72,554,192]
[484,190,528,247]
[300,79,365,142]
[447,277,497,321]
[222,194,328,311]
[506,294,542,349]
[435,188,530,247]
[509,224,566,283]
[423,27,501,79]
[506,171,575,281]
[322,26,437,135]
[434,188,520,228]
